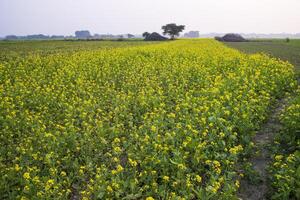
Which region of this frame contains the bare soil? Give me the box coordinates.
[238,98,288,200]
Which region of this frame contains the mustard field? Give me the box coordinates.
[0,40,297,199]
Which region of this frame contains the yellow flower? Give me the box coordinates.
[151,125,157,132]
[45,179,55,191]
[205,160,211,164]
[15,164,21,172]
[168,113,176,118]
[146,197,155,200]
[23,172,30,180]
[24,185,30,192]
[112,182,119,189]
[114,146,122,153]
[107,185,113,193]
[219,132,225,138]
[47,179,54,185]
[37,192,43,197]
[32,153,38,160]
[213,160,219,166]
[178,163,186,170]
[211,181,221,193]
[229,145,243,155]
[287,154,295,162]
[163,176,169,182]
[33,176,40,183]
[129,158,138,167]
[196,175,202,183]
[152,182,158,188]
[172,181,178,187]
[235,180,240,188]
[113,138,120,143]
[275,155,283,161]
[116,164,124,172]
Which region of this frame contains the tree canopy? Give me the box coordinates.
[162,23,185,39]
[142,32,150,38]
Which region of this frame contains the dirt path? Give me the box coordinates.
[238,98,288,200]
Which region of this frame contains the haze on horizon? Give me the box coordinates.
[0,0,299,37]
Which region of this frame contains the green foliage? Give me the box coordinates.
[224,39,300,72]
[0,40,153,62]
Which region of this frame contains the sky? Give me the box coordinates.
[0,0,300,37]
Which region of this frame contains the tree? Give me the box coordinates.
[162,23,185,39]
[142,32,150,38]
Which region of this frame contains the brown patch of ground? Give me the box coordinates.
[238,98,288,200]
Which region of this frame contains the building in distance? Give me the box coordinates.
[183,31,200,38]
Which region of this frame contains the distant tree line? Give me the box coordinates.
[3,31,138,40]
[4,34,66,40]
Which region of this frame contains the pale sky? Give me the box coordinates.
[0,0,299,37]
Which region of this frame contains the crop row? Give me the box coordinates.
[269,87,300,200]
